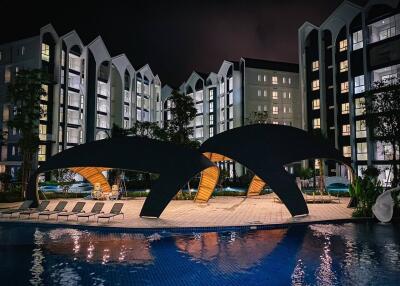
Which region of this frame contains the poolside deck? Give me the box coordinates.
[0,194,353,229]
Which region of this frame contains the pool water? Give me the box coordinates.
[0,222,399,286]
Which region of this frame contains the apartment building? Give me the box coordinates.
[298,0,400,183]
[0,24,162,178]
[162,58,301,177]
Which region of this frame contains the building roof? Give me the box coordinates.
[194,71,210,80]
[242,57,299,73]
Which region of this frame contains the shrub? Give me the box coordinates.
[350,167,383,217]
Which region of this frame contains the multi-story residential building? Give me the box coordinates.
[0,24,162,178]
[240,58,301,129]
[298,0,400,184]
[162,58,301,177]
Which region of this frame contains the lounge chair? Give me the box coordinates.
[97,203,124,222]
[56,202,86,221]
[76,202,104,221]
[0,200,33,217]
[37,201,68,220]
[18,201,50,219]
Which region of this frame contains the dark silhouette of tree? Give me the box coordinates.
[166,90,198,148]
[246,111,269,124]
[366,78,400,187]
[7,69,50,198]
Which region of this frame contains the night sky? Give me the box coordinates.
[1,0,367,86]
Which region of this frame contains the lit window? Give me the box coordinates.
[39,124,47,141]
[209,89,214,100]
[312,79,320,91]
[356,120,367,138]
[283,92,287,99]
[340,60,348,72]
[209,114,214,125]
[312,99,320,110]
[339,39,348,52]
[288,92,291,99]
[257,90,261,97]
[369,15,400,43]
[341,81,349,93]
[209,127,214,137]
[220,96,225,109]
[273,121,279,125]
[353,30,363,50]
[4,67,11,83]
[263,90,267,97]
[312,61,319,71]
[209,101,214,112]
[41,85,48,101]
[263,105,267,111]
[38,145,46,162]
[41,43,50,62]
[196,103,203,114]
[257,105,261,112]
[343,146,351,158]
[288,78,292,85]
[357,142,368,161]
[136,80,142,93]
[313,118,320,129]
[195,115,203,126]
[342,124,350,136]
[283,106,287,113]
[21,46,25,56]
[354,75,365,94]
[40,104,47,120]
[355,97,365,116]
[263,75,267,82]
[272,76,278,85]
[273,106,279,115]
[272,91,278,99]
[257,74,261,81]
[341,103,349,114]
[283,77,286,84]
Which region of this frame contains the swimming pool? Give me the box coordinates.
[0,222,399,285]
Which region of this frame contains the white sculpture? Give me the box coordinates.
[372,186,400,223]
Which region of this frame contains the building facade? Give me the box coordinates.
[0,24,162,178]
[298,0,400,184]
[162,58,301,177]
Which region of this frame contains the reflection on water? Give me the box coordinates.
[44,229,153,265]
[30,230,44,286]
[175,229,287,273]
[0,222,399,286]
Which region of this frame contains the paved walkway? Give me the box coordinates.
[0,195,353,229]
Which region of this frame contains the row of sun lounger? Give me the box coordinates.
[0,200,124,222]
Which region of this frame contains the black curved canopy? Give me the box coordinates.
[199,124,350,216]
[27,137,214,217]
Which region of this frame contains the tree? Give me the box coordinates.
[166,90,198,148]
[366,78,400,187]
[52,169,75,193]
[0,173,12,192]
[130,121,168,141]
[7,69,50,198]
[246,111,269,124]
[349,166,383,217]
